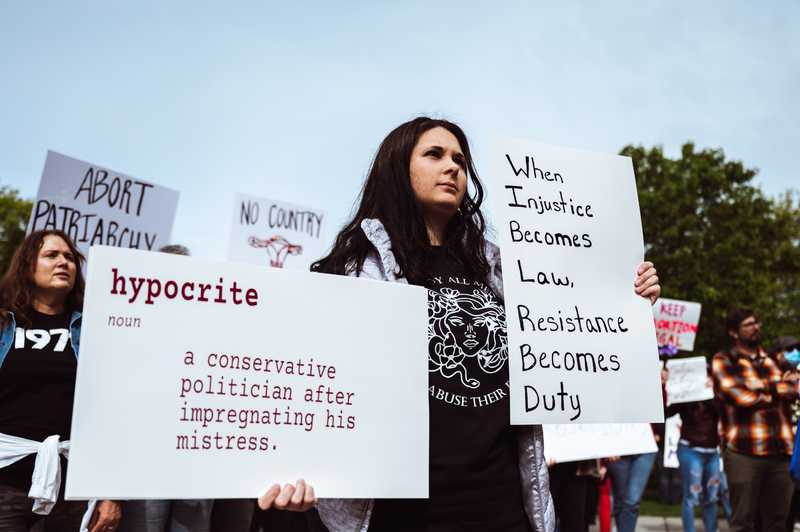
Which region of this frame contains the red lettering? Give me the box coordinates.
[108,268,259,307]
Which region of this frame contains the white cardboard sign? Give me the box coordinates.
[653,298,702,352]
[663,414,681,469]
[665,356,713,405]
[489,137,663,424]
[66,247,429,500]
[27,151,179,257]
[228,194,327,271]
[543,423,657,463]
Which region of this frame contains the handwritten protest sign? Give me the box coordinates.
[66,247,428,499]
[489,137,663,424]
[228,194,327,271]
[27,151,179,257]
[666,356,713,405]
[663,414,681,468]
[653,298,702,351]
[543,423,657,463]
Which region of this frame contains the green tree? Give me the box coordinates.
[624,143,800,356]
[0,186,33,275]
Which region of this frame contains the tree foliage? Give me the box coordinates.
[0,186,33,276]
[624,143,800,356]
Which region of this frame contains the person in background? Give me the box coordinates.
[663,364,723,532]
[772,335,800,532]
[712,308,797,532]
[309,116,661,531]
[120,244,218,532]
[769,335,800,425]
[0,230,121,531]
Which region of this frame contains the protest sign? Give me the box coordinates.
[665,356,713,405]
[653,297,702,351]
[27,151,179,257]
[489,137,663,424]
[228,194,327,271]
[543,423,657,463]
[663,414,681,468]
[66,246,429,500]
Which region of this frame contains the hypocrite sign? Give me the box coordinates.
[653,298,702,351]
[228,193,327,271]
[27,151,179,257]
[66,247,428,499]
[489,137,663,424]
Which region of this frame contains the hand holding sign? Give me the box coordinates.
[634,261,660,304]
[258,480,317,512]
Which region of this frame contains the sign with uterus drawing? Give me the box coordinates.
[227,193,327,271]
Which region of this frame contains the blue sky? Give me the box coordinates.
[2,1,797,259]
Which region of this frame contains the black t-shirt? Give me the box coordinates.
[0,310,77,489]
[370,248,529,532]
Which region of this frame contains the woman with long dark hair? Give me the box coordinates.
[308,117,661,532]
[0,230,121,532]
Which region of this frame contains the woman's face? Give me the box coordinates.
[409,127,467,221]
[32,235,77,297]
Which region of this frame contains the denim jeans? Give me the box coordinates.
[676,444,721,532]
[120,500,214,532]
[606,452,657,532]
[718,469,733,521]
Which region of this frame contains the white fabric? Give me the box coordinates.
[0,432,95,531]
[80,499,97,531]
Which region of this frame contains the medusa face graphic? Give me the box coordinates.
[428,286,508,389]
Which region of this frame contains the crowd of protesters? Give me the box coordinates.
[0,116,797,532]
[547,310,800,532]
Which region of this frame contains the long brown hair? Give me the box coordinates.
[312,117,489,285]
[0,230,86,328]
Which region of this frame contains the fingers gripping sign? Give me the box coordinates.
[634,261,660,305]
[258,479,316,512]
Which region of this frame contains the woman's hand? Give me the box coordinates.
[634,261,660,305]
[258,479,316,512]
[88,500,122,532]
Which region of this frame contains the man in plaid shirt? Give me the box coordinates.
[712,308,799,532]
